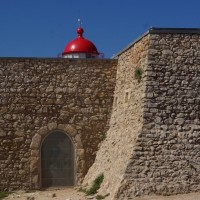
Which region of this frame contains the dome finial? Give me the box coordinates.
[62,19,99,58]
[78,18,82,28]
[77,19,84,37]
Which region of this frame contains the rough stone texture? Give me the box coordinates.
[83,35,149,198]
[2,30,200,199]
[115,33,200,199]
[84,32,200,199]
[0,58,117,190]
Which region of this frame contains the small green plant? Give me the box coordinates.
[86,173,104,196]
[0,191,10,199]
[134,67,143,81]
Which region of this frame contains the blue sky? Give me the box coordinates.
[1,0,200,58]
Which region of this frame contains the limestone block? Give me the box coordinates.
[75,135,82,148]
[31,150,39,157]
[77,149,85,159]
[15,130,24,136]
[47,122,57,131]
[148,49,158,55]
[57,124,65,130]
[31,175,39,188]
[38,126,48,136]
[30,134,41,150]
[64,124,77,136]
[30,157,39,173]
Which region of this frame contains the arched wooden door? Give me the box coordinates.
[41,131,74,187]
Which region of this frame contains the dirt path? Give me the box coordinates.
[4,188,87,200]
[4,188,200,200]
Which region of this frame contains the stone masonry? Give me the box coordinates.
[84,29,200,199]
[0,58,117,190]
[83,33,149,198]
[1,28,200,199]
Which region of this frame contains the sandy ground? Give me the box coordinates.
[133,192,200,200]
[4,188,200,200]
[4,188,87,200]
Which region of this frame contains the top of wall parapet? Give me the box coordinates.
[0,57,116,63]
[149,27,200,34]
[112,27,200,58]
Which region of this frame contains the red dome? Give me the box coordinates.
[62,27,99,55]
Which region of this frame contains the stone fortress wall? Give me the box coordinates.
[0,58,117,190]
[84,29,200,199]
[83,34,149,197]
[1,28,200,199]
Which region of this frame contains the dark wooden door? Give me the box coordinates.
[41,131,74,187]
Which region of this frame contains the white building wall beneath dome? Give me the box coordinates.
[63,53,98,59]
[63,53,86,58]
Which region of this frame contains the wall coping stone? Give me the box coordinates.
[113,27,200,58]
[0,57,115,62]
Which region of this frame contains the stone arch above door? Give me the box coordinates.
[30,123,84,189]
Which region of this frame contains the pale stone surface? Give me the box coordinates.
[30,134,41,150]
[115,33,200,199]
[83,35,149,199]
[84,32,200,199]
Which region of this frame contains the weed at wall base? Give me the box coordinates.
[84,173,104,196]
